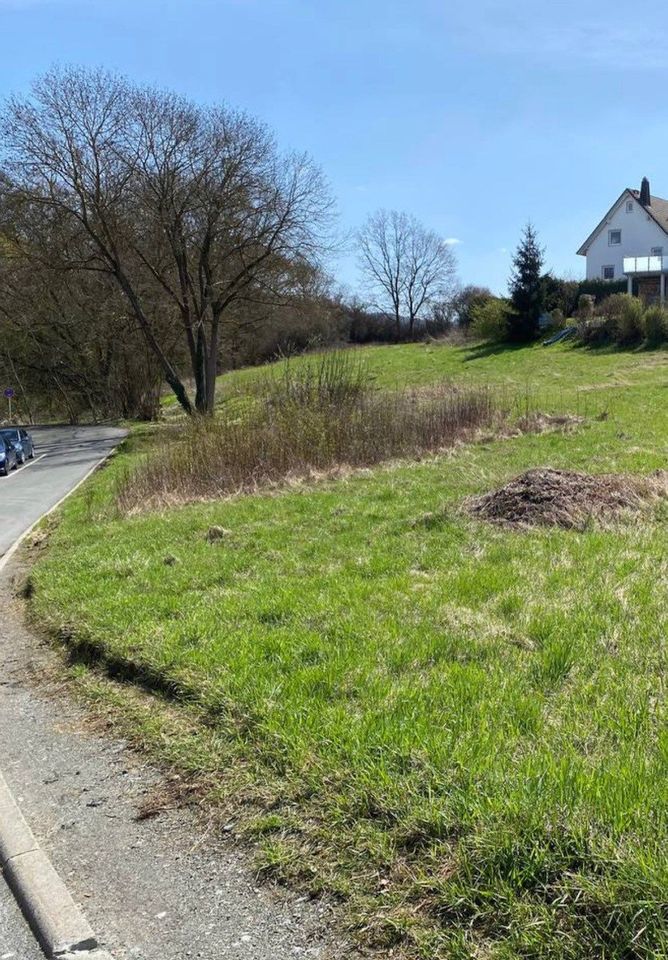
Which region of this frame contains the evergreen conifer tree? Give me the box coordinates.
[507,224,545,341]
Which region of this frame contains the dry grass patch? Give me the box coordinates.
[118,352,503,512]
[467,467,668,529]
[515,411,584,433]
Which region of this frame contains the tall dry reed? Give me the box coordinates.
[118,352,502,511]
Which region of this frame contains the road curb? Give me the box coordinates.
[4,849,97,955]
[0,772,105,957]
[0,437,125,957]
[0,771,36,864]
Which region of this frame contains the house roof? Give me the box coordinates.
[576,188,668,256]
[630,190,668,232]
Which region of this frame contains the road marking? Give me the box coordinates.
[1,455,47,481]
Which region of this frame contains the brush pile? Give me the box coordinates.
[467,468,667,529]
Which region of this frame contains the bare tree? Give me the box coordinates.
[0,67,335,414]
[357,209,457,338]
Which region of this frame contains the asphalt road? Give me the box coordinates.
[0,425,127,559]
[0,875,43,959]
[0,425,350,960]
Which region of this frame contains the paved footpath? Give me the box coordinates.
[0,427,349,959]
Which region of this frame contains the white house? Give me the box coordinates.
[577,177,668,304]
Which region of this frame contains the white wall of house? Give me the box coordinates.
[583,195,668,280]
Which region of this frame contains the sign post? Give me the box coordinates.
[4,388,15,421]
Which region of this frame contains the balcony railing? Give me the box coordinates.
[623,255,668,274]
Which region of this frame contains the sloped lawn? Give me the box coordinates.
[30,342,668,958]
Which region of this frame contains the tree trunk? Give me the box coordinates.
[166,370,194,416]
[194,325,208,413]
[116,269,194,415]
[204,315,221,415]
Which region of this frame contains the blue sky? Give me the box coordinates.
[1,0,667,294]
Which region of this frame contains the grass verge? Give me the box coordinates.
[27,341,668,959]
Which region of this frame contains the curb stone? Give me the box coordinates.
[0,656,106,960]
[0,771,36,864]
[0,625,103,960]
[0,772,113,958]
[3,849,97,956]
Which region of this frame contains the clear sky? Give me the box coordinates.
[1,0,667,295]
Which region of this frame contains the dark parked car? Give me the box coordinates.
[0,427,35,465]
[0,436,18,475]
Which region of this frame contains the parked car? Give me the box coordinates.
[0,427,34,464]
[0,436,18,475]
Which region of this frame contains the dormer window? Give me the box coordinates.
[609,229,621,245]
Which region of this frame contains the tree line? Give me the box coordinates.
[0,68,468,422]
[1,67,599,424]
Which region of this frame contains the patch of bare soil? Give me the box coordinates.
[467,468,668,529]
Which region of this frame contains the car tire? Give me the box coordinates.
[0,463,7,477]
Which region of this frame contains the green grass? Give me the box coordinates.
[164,338,668,418]
[228,338,665,394]
[30,341,668,958]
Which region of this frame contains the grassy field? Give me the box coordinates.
[29,340,668,958]
[165,337,666,418]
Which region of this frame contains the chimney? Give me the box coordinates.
[640,176,651,206]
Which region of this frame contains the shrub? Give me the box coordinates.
[542,274,579,317]
[118,352,501,510]
[549,308,565,329]
[451,285,494,330]
[579,294,668,347]
[577,317,613,347]
[643,306,668,346]
[579,277,627,303]
[594,292,629,323]
[576,294,596,320]
[616,296,645,345]
[589,293,644,346]
[470,297,511,341]
[539,277,627,321]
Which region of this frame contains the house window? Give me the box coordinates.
[602,265,615,280]
[651,246,663,256]
[609,230,621,245]
[626,201,634,212]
